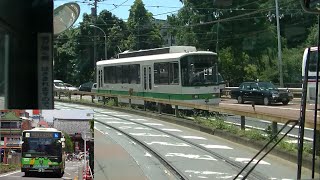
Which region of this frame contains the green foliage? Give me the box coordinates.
[89,119,94,133]
[126,0,163,50]
[63,132,74,153]
[243,129,267,141]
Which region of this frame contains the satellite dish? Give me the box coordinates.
[54,2,80,35]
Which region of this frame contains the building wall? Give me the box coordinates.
[53,119,90,135]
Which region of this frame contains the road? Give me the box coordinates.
[220,98,315,142]
[0,161,83,180]
[55,101,319,179]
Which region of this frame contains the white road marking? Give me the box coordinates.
[162,128,182,132]
[130,118,148,121]
[143,123,164,126]
[119,126,132,129]
[114,114,131,117]
[200,144,233,150]
[116,132,122,135]
[0,170,20,177]
[230,157,271,165]
[94,127,104,134]
[166,153,217,161]
[134,127,150,130]
[106,121,135,125]
[100,111,118,114]
[145,141,190,147]
[180,136,207,140]
[97,117,119,120]
[130,133,170,137]
[185,170,228,175]
[198,176,208,179]
[144,152,152,157]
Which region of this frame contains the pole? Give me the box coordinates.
[89,25,107,60]
[84,134,86,175]
[93,0,97,82]
[104,35,107,60]
[275,0,284,87]
[311,14,320,179]
[0,117,1,163]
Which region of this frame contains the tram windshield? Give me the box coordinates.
[181,55,218,86]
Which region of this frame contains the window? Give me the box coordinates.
[104,64,140,84]
[122,65,129,83]
[129,64,140,84]
[181,55,218,86]
[154,62,179,85]
[115,66,122,83]
[169,63,179,84]
[309,51,318,72]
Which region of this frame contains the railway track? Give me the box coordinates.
[93,110,268,180]
[56,102,268,179]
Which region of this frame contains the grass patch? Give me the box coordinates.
[0,163,20,174]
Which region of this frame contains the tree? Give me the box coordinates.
[63,132,74,153]
[127,0,163,50]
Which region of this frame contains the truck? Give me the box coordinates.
[230,81,293,105]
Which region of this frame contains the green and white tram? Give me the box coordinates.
[96,46,221,108]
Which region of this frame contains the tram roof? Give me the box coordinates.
[97,51,216,66]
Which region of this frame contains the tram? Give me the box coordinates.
[96,46,222,108]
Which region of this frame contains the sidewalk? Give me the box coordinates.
[94,129,147,180]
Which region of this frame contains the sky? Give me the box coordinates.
[54,0,183,25]
[26,110,94,122]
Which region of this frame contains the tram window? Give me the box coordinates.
[154,62,179,85]
[115,66,122,83]
[129,64,140,84]
[309,51,318,72]
[169,63,179,85]
[154,63,169,85]
[148,67,152,89]
[122,65,129,83]
[104,66,111,83]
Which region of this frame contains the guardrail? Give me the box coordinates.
[54,89,317,131]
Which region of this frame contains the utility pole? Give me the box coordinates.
[91,0,98,82]
[275,0,284,87]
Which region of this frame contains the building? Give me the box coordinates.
[0,110,32,163]
[154,19,176,47]
[53,117,92,153]
[38,119,49,128]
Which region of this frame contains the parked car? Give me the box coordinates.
[79,82,94,92]
[53,80,67,91]
[53,80,67,96]
[230,81,293,105]
[64,83,79,92]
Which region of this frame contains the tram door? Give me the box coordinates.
[142,66,152,95]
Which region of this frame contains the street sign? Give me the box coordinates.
[81,132,92,141]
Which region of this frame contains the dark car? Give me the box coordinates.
[79,82,94,92]
[230,81,293,105]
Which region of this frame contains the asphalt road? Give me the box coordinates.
[55,101,319,179]
[0,161,83,180]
